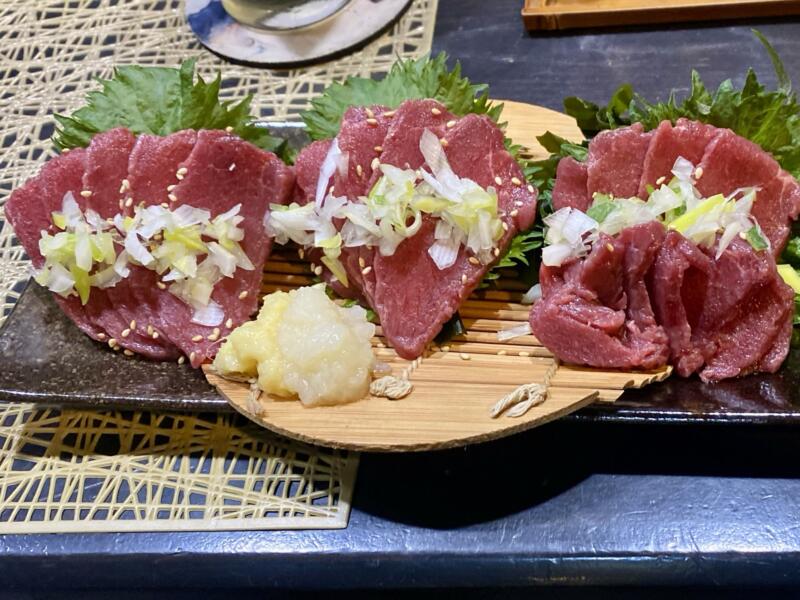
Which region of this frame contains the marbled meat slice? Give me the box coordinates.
[695,129,800,255]
[529,222,669,370]
[81,128,179,359]
[586,122,653,200]
[132,129,294,366]
[551,157,590,212]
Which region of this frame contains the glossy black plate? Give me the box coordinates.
[3,123,800,424]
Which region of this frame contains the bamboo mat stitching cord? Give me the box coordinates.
[0,0,437,532]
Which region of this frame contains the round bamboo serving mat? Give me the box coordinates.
[205,101,673,452]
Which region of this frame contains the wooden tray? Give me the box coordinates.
[206,101,672,452]
[521,0,800,31]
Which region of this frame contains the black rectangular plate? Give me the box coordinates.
[3,123,800,424]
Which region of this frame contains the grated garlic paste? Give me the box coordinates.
[213,284,375,406]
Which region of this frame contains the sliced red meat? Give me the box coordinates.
[133,129,294,366]
[695,128,800,255]
[637,119,721,197]
[552,157,590,212]
[4,147,113,342]
[335,105,392,199]
[529,222,669,370]
[694,238,794,382]
[80,129,179,359]
[586,122,653,199]
[292,99,538,359]
[648,230,714,376]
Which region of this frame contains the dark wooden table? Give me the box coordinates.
[2,2,800,597]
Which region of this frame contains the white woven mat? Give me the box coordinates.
[0,0,437,533]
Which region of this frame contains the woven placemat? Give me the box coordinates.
[0,0,437,532]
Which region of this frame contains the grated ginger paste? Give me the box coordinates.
[213,284,375,406]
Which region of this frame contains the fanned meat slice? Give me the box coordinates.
[696,129,800,255]
[334,105,392,199]
[292,99,538,359]
[695,238,794,382]
[132,130,294,366]
[648,230,714,376]
[552,157,590,212]
[4,148,109,341]
[123,130,200,359]
[529,222,669,370]
[586,123,653,199]
[637,119,721,197]
[81,128,179,359]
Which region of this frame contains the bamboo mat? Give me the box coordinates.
[0,0,437,533]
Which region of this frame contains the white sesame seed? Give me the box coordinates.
[125,197,133,208]
[238,291,248,300]
[460,352,471,360]
[160,202,169,208]
[468,257,480,265]
[365,107,375,119]
[156,281,166,290]
[152,331,159,340]
[739,231,748,239]
[310,262,317,272]
[329,185,335,194]
[298,248,305,259]
[177,167,188,176]
[461,274,467,284]
[192,335,203,342]
[694,167,704,179]
[527,184,535,193]
[98,333,107,341]
[225,318,233,329]
[356,164,363,177]
[431,107,442,116]
[493,247,500,257]
[494,176,503,186]
[147,325,154,335]
[519,351,531,357]
[189,351,196,363]
[213,327,220,336]
[510,209,519,217]
[121,328,131,338]
[446,120,456,128]
[366,118,378,126]
[314,266,323,276]
[80,190,92,198]
[361,266,372,275]
[371,157,380,170]
[176,173,184,180]
[511,177,522,186]
[108,338,117,347]
[358,257,366,268]
[497,350,508,356]
[383,110,395,118]
[207,332,219,342]
[123,349,134,356]
[118,199,124,209]
[656,176,666,185]
[167,184,176,192]
[228,163,236,172]
[374,145,383,153]
[129,320,136,330]
[178,356,185,365]
[502,222,509,232]
[225,126,234,132]
[606,243,614,252]
[168,194,177,203]
[514,200,524,207]
[440,139,449,147]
